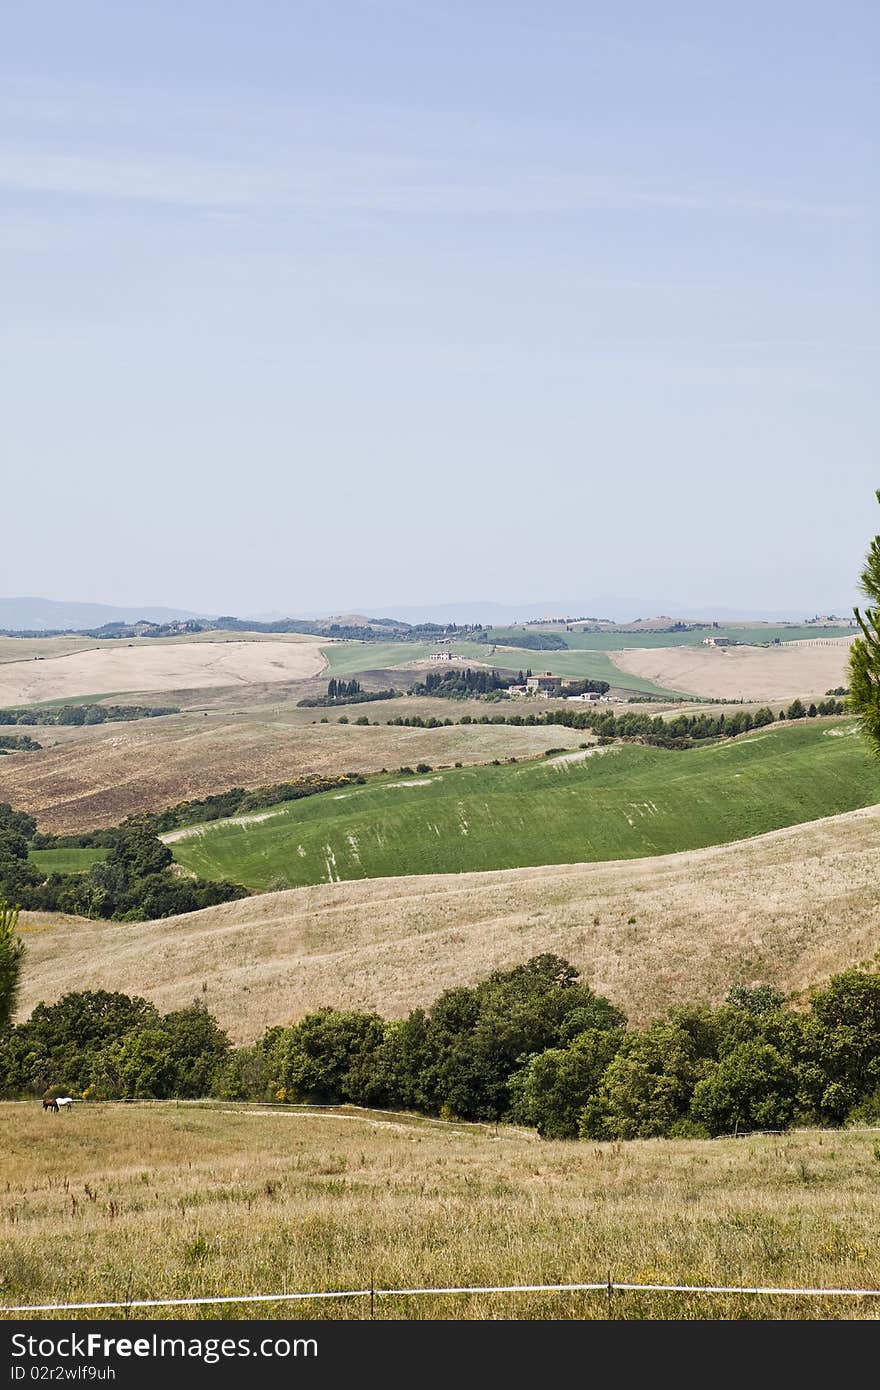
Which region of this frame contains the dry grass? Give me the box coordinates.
[0,704,587,832]
[0,632,325,666]
[611,638,853,701]
[0,638,328,706]
[1,1102,878,1320]
[17,806,880,1039]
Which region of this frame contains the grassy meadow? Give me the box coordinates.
[29,848,107,874]
[517,623,856,650]
[2,1102,878,1321]
[169,721,880,890]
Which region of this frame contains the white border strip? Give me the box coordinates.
[3,1279,879,1314]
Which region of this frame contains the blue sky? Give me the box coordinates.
[1,2,877,617]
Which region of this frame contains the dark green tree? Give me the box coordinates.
[265,1009,387,1103]
[508,1027,623,1138]
[726,984,785,1016]
[420,955,624,1121]
[690,1040,799,1135]
[0,900,24,1034]
[850,489,880,757]
[0,990,158,1094]
[579,1020,709,1140]
[92,1002,230,1099]
[799,970,880,1122]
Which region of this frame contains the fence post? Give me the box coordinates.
[606,1272,613,1319]
[370,1272,375,1320]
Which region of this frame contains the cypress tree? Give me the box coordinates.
[0,900,24,1034]
[850,489,880,757]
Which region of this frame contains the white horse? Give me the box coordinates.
[55,1096,75,1112]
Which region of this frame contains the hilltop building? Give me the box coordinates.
[525,672,559,691]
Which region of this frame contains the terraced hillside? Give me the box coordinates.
[169,721,879,890]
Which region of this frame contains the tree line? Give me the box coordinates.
[2,954,878,1140]
[25,775,366,852]
[0,703,179,727]
[383,700,846,745]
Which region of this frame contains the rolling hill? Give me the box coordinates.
[17,804,880,1040]
[168,721,880,890]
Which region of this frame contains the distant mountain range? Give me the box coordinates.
[0,594,855,634]
[345,598,854,626]
[0,597,203,632]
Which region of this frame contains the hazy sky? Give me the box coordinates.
[2,2,877,617]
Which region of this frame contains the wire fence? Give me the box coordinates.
[3,1278,880,1316]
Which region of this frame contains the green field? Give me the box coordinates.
[170,721,880,890]
[512,623,855,650]
[321,641,438,676]
[30,847,108,874]
[6,690,140,710]
[321,640,681,697]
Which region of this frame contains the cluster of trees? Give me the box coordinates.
[327,678,362,699]
[0,734,41,753]
[558,679,611,696]
[411,668,513,698]
[0,808,246,921]
[475,630,568,650]
[298,680,398,708]
[3,957,879,1140]
[0,704,179,727]
[0,990,230,1099]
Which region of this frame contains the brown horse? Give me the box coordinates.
[42,1097,59,1113]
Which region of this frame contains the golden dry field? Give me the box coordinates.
[0,637,328,706]
[611,638,853,701]
[17,806,880,1039]
[0,632,325,667]
[1,1102,878,1320]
